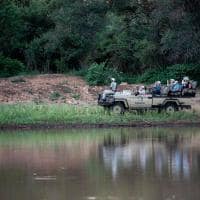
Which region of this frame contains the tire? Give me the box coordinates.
[112,103,125,114]
[165,103,178,113]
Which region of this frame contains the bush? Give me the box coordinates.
[71,67,88,77]
[49,91,61,101]
[0,55,26,77]
[86,62,123,86]
[135,64,200,84]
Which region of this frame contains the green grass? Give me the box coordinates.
[0,103,199,126]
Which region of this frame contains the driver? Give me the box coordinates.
[110,78,117,92]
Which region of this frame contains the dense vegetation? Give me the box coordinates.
[0,0,200,84]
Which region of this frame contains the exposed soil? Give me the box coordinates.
[0,74,138,105]
[0,74,99,105]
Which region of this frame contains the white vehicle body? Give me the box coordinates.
[98,90,193,113]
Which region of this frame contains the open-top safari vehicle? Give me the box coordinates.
[98,82,197,114]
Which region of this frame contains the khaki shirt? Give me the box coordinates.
[110,81,117,91]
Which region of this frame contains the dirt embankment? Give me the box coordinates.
[0,74,139,105]
[0,74,101,105]
[0,74,199,106]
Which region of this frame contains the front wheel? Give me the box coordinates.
[112,103,125,114]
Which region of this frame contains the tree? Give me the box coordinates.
[0,1,24,57]
[26,0,108,72]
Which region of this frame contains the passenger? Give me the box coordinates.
[182,76,190,88]
[152,81,161,95]
[135,85,140,96]
[171,81,182,92]
[167,79,174,92]
[188,81,193,89]
[139,85,146,95]
[169,78,175,87]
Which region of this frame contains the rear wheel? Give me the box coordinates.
[165,103,178,113]
[112,103,125,114]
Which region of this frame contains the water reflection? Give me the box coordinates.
[101,131,200,180]
[0,128,200,200]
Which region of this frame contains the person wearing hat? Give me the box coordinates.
[102,77,117,100]
[152,81,161,95]
[171,80,182,92]
[110,78,117,92]
[182,76,190,89]
[139,85,146,95]
[168,79,175,92]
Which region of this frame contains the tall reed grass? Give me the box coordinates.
[0,103,199,125]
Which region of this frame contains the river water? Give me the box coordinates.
[0,127,200,200]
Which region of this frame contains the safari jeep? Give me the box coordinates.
[98,90,193,114]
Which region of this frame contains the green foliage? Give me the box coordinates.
[134,39,156,67]
[71,68,88,77]
[0,1,23,56]
[153,0,200,64]
[22,0,54,42]
[136,64,200,84]
[71,93,80,100]
[49,91,61,101]
[0,0,200,81]
[24,0,107,72]
[0,55,26,77]
[86,62,122,86]
[94,12,137,72]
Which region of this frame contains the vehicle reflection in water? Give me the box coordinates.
[0,128,200,200]
[101,133,198,180]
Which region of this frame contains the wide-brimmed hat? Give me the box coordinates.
[183,76,189,81]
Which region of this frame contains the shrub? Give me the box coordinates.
[72,68,88,77]
[0,55,26,77]
[86,62,122,86]
[136,64,200,84]
[71,93,81,100]
[10,77,26,83]
[49,91,61,101]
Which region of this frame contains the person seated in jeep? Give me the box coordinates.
[182,76,190,89]
[138,85,146,95]
[171,81,183,92]
[168,79,185,97]
[181,77,197,97]
[152,81,161,95]
[134,85,140,96]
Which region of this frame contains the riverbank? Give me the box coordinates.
[1,121,200,131]
[0,104,200,130]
